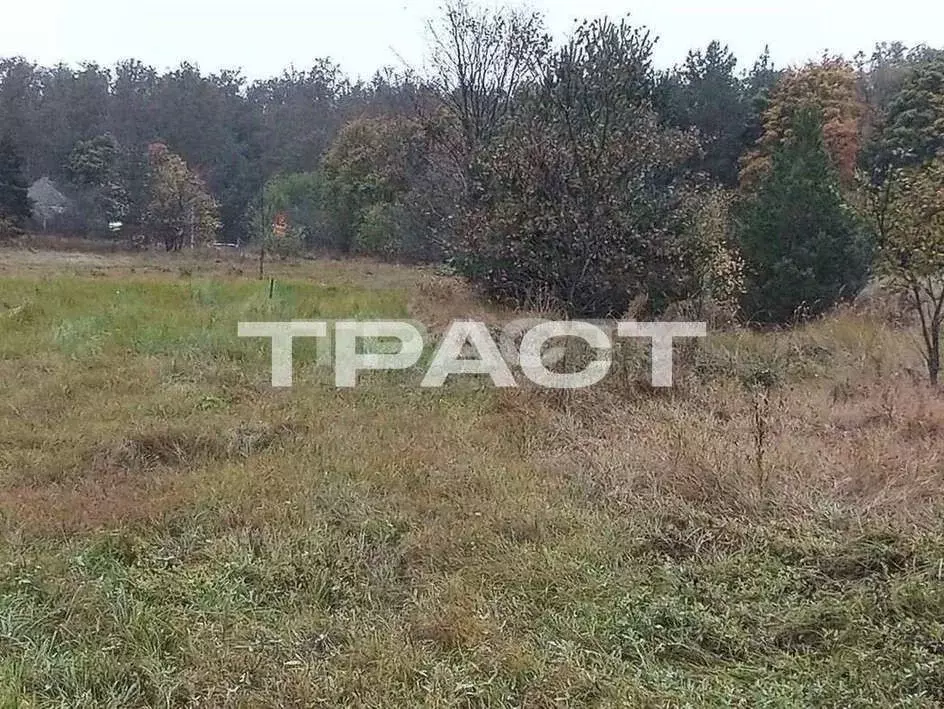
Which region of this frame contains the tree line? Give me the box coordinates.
[1,3,944,376]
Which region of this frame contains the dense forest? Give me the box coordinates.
[1,3,944,333]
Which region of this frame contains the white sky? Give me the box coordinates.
[1,0,941,81]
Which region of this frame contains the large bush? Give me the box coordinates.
[247,171,327,250]
[321,115,434,258]
[450,18,719,317]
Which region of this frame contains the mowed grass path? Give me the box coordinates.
[0,255,943,707]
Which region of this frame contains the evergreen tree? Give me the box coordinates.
[741,47,783,152]
[0,135,31,235]
[737,108,872,324]
[658,41,749,186]
[870,54,944,178]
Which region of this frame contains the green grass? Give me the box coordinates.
[0,255,943,707]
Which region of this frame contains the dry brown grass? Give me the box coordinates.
[2,243,944,706]
[522,312,944,533]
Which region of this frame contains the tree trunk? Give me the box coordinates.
[929,319,941,387]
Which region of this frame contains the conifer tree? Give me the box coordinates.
[738,108,872,323]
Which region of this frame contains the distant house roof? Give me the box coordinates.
[28,177,72,222]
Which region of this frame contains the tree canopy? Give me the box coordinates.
[0,135,31,236]
[0,4,941,331]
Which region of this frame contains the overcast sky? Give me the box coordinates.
[2,1,941,80]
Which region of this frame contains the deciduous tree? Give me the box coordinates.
[322,115,430,256]
[247,171,325,256]
[66,133,131,228]
[426,1,550,154]
[741,58,865,188]
[453,17,704,317]
[0,135,32,236]
[144,143,220,250]
[871,158,944,383]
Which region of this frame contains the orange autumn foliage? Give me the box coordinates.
[740,58,866,188]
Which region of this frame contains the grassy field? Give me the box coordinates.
[1,245,943,707]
